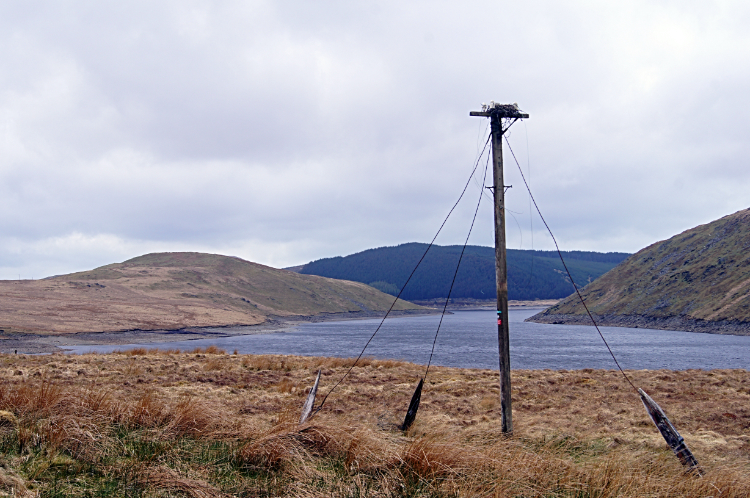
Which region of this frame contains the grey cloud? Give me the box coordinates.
[1,1,750,279]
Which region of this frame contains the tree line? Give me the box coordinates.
[299,243,631,301]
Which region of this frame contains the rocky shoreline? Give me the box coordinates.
[527,312,750,336]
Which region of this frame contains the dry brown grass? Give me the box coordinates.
[115,347,182,356]
[141,465,230,498]
[191,345,227,355]
[0,352,745,496]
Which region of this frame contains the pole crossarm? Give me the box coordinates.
[469,111,529,118]
[469,102,528,119]
[470,103,528,134]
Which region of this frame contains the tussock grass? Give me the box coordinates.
[0,352,746,496]
[116,346,225,356]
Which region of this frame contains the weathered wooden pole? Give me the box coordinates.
[639,388,702,474]
[400,378,423,431]
[490,111,513,433]
[299,369,321,424]
[470,103,528,433]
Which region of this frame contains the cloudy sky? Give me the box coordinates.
[2,1,749,279]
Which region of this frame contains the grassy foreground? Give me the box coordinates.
[0,350,747,497]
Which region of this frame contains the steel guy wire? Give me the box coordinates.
[424,143,491,380]
[504,135,638,392]
[313,132,494,414]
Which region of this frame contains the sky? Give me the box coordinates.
[2,1,749,279]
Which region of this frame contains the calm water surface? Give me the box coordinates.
[65,308,750,370]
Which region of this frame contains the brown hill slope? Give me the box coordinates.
[529,208,750,334]
[0,252,420,334]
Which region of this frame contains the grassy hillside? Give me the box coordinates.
[0,252,419,334]
[0,351,746,496]
[531,208,750,333]
[298,243,630,301]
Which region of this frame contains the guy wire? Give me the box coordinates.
[424,144,491,380]
[524,121,535,291]
[313,132,493,414]
[504,136,637,392]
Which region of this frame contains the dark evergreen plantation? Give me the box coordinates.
[298,243,630,301]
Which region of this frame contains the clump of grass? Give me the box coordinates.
[116,346,218,356]
[140,464,228,497]
[401,435,479,479]
[275,378,296,393]
[191,345,226,354]
[203,357,226,371]
[117,347,149,355]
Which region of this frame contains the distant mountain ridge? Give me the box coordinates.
[297,243,630,301]
[529,208,750,334]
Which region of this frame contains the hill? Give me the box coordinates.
[529,208,750,334]
[297,243,630,301]
[0,252,419,335]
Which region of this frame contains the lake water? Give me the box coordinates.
[64,308,750,370]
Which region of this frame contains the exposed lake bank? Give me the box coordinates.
[527,311,750,336]
[1,300,558,355]
[0,308,440,354]
[412,298,559,310]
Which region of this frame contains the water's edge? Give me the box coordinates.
[63,309,750,371]
[527,312,750,336]
[1,308,444,355]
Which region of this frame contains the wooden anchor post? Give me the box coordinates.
[400,378,423,431]
[639,388,702,474]
[471,103,528,433]
[299,369,321,424]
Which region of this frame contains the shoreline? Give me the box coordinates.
[3,304,558,355]
[527,312,750,336]
[0,308,443,354]
[412,298,559,311]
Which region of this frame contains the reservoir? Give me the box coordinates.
[64,308,750,370]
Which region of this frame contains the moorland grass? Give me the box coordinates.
[0,351,746,496]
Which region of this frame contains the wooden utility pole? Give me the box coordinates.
[470,102,528,433]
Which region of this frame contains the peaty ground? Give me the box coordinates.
[0,351,747,496]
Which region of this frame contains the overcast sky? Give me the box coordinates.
[2,1,749,279]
